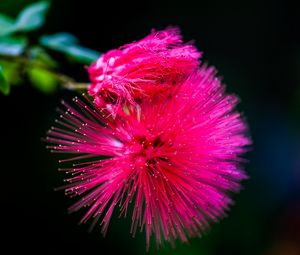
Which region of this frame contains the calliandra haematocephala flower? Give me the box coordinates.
[47,65,251,248]
[87,27,201,115]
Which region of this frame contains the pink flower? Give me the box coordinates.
[47,65,251,248]
[88,27,201,114]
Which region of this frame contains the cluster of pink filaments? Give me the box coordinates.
[47,28,251,249]
[88,27,201,114]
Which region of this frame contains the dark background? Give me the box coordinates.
[1,0,300,254]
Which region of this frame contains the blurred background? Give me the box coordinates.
[1,0,300,254]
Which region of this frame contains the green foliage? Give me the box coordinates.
[0,1,50,36]
[40,33,101,64]
[40,32,78,46]
[0,14,15,36]
[62,45,100,65]
[0,65,9,95]
[15,1,50,32]
[27,67,58,94]
[0,36,27,56]
[28,46,57,68]
[0,1,100,95]
[0,60,22,87]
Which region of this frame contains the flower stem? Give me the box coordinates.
[0,54,89,92]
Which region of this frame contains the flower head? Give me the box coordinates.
[47,65,250,248]
[88,27,201,114]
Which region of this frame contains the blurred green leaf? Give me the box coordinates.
[0,60,22,86]
[40,33,79,48]
[63,45,100,64]
[27,67,57,94]
[0,36,27,56]
[0,14,15,36]
[0,65,10,95]
[28,46,57,68]
[15,1,50,32]
[40,33,101,64]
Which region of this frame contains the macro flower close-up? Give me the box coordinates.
[47,64,250,248]
[2,1,299,255]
